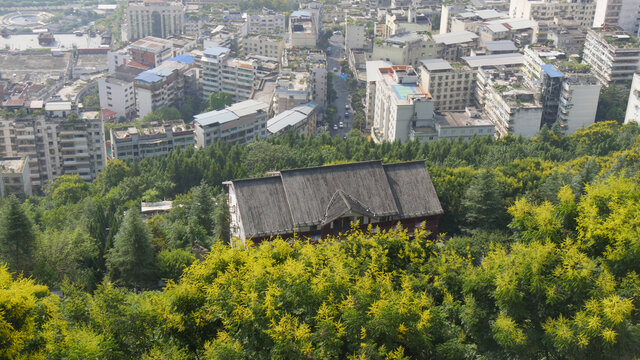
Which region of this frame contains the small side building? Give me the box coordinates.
[0,156,32,196]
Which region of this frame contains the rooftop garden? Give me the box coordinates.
[604,34,640,48]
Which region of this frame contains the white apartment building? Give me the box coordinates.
[98,76,137,120]
[193,100,269,148]
[593,0,640,34]
[624,72,640,124]
[582,28,640,86]
[371,65,436,143]
[435,109,495,140]
[558,74,601,134]
[419,59,475,111]
[125,1,184,41]
[246,11,286,34]
[110,121,194,160]
[476,67,543,138]
[365,60,392,131]
[241,35,285,60]
[345,24,367,51]
[267,101,319,136]
[371,32,436,68]
[59,112,106,181]
[310,66,327,107]
[510,0,596,29]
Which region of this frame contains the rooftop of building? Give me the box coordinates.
[366,60,392,82]
[461,52,524,67]
[112,121,193,140]
[437,108,494,128]
[590,28,640,49]
[194,99,270,127]
[433,31,478,45]
[457,9,506,20]
[420,58,453,71]
[383,32,428,45]
[267,101,318,134]
[130,36,172,52]
[485,40,517,52]
[203,46,231,57]
[45,101,72,111]
[378,65,432,104]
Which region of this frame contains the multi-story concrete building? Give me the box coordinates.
[58,111,106,181]
[98,76,137,120]
[134,56,197,117]
[0,157,32,196]
[129,36,173,68]
[246,10,286,35]
[593,0,640,34]
[432,31,479,61]
[310,66,327,107]
[582,28,640,86]
[201,47,279,102]
[125,0,184,41]
[193,99,269,148]
[267,101,319,136]
[476,67,543,138]
[299,2,322,36]
[625,73,640,123]
[419,59,475,111]
[289,10,318,48]
[476,18,538,48]
[371,32,436,68]
[522,47,601,133]
[110,121,194,160]
[446,9,507,34]
[461,52,525,69]
[371,65,436,143]
[241,35,285,60]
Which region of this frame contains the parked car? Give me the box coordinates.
[333,124,338,130]
[339,121,344,128]
[333,67,338,72]
[344,111,350,117]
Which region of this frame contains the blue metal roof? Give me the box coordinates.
[135,71,163,83]
[541,64,564,78]
[168,55,195,64]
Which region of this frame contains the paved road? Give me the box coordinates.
[327,33,353,137]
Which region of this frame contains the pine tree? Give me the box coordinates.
[213,194,230,245]
[462,170,504,232]
[0,195,35,274]
[106,207,156,287]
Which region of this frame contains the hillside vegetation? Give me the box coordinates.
[2,121,640,358]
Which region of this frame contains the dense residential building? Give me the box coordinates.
[241,35,285,60]
[124,0,185,41]
[419,59,475,111]
[98,76,137,120]
[624,73,640,124]
[193,100,269,148]
[129,37,173,68]
[0,156,32,196]
[110,121,194,160]
[435,109,495,139]
[0,110,106,190]
[582,28,640,86]
[433,31,479,62]
[476,67,543,138]
[267,101,319,136]
[509,0,596,29]
[522,47,601,133]
[371,32,436,67]
[444,8,507,34]
[461,52,525,69]
[134,56,197,117]
[382,8,431,38]
[476,18,538,48]
[289,10,318,48]
[223,160,444,244]
[200,47,279,102]
[593,0,640,34]
[246,10,286,35]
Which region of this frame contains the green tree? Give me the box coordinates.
[105,208,156,287]
[207,92,233,111]
[157,249,195,281]
[0,196,35,273]
[462,170,505,232]
[596,83,630,123]
[46,174,90,205]
[213,193,230,244]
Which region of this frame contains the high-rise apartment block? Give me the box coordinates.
[371,32,436,68]
[419,59,475,111]
[246,10,286,35]
[125,0,184,41]
[582,28,640,86]
[593,0,640,34]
